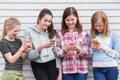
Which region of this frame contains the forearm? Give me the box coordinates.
[103,46,119,58]
[6,50,23,64]
[57,69,62,80]
[27,49,40,60]
[21,52,28,60]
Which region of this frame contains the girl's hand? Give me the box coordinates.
[24,38,32,53]
[50,39,55,45]
[42,41,55,48]
[90,43,98,49]
[63,43,72,52]
[64,43,81,53]
[97,43,104,51]
[69,43,81,53]
[57,69,62,80]
[38,41,55,52]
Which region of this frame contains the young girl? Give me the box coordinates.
[24,8,61,80]
[56,7,90,80]
[89,10,120,80]
[0,17,32,80]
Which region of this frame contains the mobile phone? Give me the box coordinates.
[50,39,55,44]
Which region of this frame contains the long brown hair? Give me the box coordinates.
[37,8,56,39]
[1,17,21,38]
[61,7,82,36]
[90,10,110,38]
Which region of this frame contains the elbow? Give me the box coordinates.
[27,55,37,60]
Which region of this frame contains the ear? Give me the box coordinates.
[37,17,41,24]
[5,26,8,30]
[5,26,11,32]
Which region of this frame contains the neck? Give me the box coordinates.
[4,36,14,41]
[69,28,75,32]
[36,25,46,32]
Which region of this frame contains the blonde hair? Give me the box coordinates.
[90,10,110,38]
[1,17,21,38]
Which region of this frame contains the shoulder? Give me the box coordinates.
[25,26,36,32]
[15,38,22,42]
[109,32,119,38]
[0,38,6,44]
[56,29,62,36]
[0,38,8,48]
[80,30,89,37]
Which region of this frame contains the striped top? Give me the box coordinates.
[0,38,23,70]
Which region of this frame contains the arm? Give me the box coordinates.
[4,50,22,64]
[56,32,68,57]
[21,38,32,60]
[102,46,119,58]
[24,30,40,60]
[100,34,120,58]
[78,32,91,57]
[4,43,26,63]
[96,33,120,59]
[57,69,62,80]
[0,38,31,63]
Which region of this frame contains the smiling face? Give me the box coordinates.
[38,14,52,32]
[65,15,77,30]
[6,25,21,39]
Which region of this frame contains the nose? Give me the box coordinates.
[46,22,51,26]
[15,31,19,35]
[69,20,72,24]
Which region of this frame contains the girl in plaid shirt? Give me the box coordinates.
[56,7,91,80]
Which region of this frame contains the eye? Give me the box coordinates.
[44,19,51,23]
[48,20,52,23]
[65,19,69,22]
[44,19,47,22]
[99,25,104,27]
[71,19,74,21]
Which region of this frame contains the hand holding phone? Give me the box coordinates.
[91,39,99,44]
[50,39,55,45]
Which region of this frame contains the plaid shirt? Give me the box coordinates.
[56,29,90,74]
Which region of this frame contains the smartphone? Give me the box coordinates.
[50,39,55,44]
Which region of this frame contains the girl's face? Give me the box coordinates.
[38,14,52,31]
[6,25,21,39]
[65,15,77,30]
[94,20,104,33]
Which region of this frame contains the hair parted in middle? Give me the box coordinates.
[90,10,110,38]
[61,7,82,36]
[37,8,56,39]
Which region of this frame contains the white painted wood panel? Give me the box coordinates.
[0,0,120,80]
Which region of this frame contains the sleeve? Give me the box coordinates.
[24,29,40,60]
[17,38,22,46]
[53,36,62,69]
[56,32,68,57]
[24,29,32,40]
[0,41,11,55]
[102,34,120,59]
[78,32,91,58]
